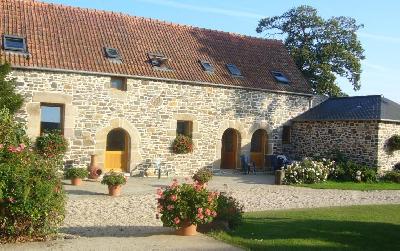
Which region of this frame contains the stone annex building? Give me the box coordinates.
[1,0,398,174]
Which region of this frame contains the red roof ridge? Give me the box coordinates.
[17,0,283,45]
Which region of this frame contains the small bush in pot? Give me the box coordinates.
[172,134,193,154]
[65,168,88,185]
[101,171,127,196]
[192,167,213,184]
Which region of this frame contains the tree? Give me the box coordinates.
[256,6,365,96]
[0,62,23,114]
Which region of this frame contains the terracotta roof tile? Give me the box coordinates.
[0,0,312,94]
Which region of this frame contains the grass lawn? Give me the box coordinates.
[295,181,400,190]
[210,204,400,251]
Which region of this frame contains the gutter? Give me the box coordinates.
[11,65,314,98]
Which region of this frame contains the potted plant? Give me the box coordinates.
[172,135,193,154]
[192,167,213,185]
[156,179,218,236]
[101,171,127,196]
[65,167,88,186]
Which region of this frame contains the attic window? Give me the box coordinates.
[199,60,214,73]
[148,52,170,69]
[226,64,242,77]
[3,35,26,52]
[104,47,120,59]
[272,71,289,84]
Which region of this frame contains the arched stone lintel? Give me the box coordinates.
[94,118,142,173]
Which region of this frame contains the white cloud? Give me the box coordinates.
[134,0,264,19]
[358,32,400,43]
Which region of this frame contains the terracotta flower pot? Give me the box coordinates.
[71,178,82,186]
[175,221,197,236]
[108,185,121,196]
[89,154,102,179]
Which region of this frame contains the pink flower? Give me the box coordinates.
[205,208,211,216]
[211,211,217,217]
[19,143,26,150]
[170,195,178,201]
[15,147,22,152]
[174,217,180,225]
[197,207,203,214]
[167,205,175,210]
[197,213,204,220]
[0,144,3,149]
[156,188,163,196]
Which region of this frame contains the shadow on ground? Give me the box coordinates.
[61,225,172,238]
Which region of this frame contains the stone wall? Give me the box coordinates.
[377,122,400,171]
[288,120,380,167]
[12,69,312,176]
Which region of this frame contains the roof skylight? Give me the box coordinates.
[272,71,289,84]
[199,60,214,73]
[226,63,242,77]
[104,47,120,59]
[3,35,26,52]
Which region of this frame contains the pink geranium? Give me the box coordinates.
[211,211,217,217]
[167,205,175,210]
[0,144,3,149]
[170,194,178,201]
[196,213,204,220]
[205,208,211,216]
[197,207,203,214]
[174,217,180,225]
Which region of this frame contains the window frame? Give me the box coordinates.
[110,77,127,91]
[176,120,193,138]
[104,47,121,59]
[40,103,65,135]
[2,34,27,52]
[272,71,290,84]
[226,63,242,77]
[199,60,214,73]
[148,52,171,70]
[282,125,291,144]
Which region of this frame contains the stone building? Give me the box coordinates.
[287,95,400,171]
[1,0,318,175]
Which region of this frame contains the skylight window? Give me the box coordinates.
[3,35,26,52]
[148,52,170,69]
[226,63,242,77]
[199,60,214,73]
[104,47,120,59]
[272,71,289,84]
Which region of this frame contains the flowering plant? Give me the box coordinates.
[172,135,193,154]
[283,158,333,184]
[101,171,127,186]
[192,167,213,184]
[156,179,218,228]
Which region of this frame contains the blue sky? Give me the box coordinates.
[41,0,400,103]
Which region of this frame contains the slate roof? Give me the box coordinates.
[292,95,400,122]
[0,0,312,94]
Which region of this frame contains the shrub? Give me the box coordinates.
[330,161,377,182]
[214,193,244,230]
[382,171,400,183]
[35,130,68,159]
[192,167,213,184]
[156,179,218,228]
[65,168,88,179]
[0,108,28,147]
[0,63,24,115]
[283,158,333,184]
[172,135,193,154]
[0,142,65,241]
[387,135,400,152]
[101,171,127,186]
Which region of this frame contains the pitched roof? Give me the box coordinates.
[0,0,312,94]
[292,95,400,122]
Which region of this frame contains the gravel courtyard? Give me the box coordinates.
[4,175,400,251]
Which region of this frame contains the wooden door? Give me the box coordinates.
[221,129,239,169]
[250,129,268,169]
[105,129,129,172]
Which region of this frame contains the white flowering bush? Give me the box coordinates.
[283,158,334,184]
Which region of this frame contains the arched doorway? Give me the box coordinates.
[105,128,130,172]
[250,129,268,169]
[221,128,241,169]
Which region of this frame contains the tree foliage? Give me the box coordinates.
[0,63,23,114]
[256,6,365,96]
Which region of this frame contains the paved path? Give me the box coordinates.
[4,174,400,250]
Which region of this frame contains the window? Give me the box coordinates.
[226,63,242,77]
[272,71,289,84]
[176,120,193,137]
[148,52,170,69]
[282,126,291,144]
[110,77,127,91]
[3,35,26,52]
[40,104,64,134]
[104,47,120,59]
[199,60,214,73]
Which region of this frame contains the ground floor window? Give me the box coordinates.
[40,103,64,134]
[176,120,193,137]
